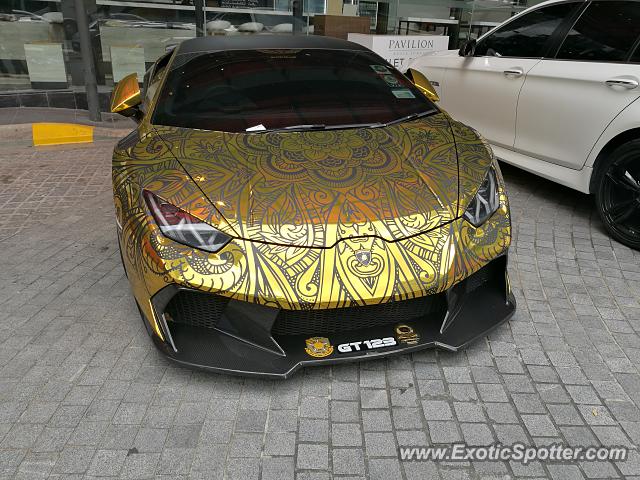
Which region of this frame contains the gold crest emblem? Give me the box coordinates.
[305,337,334,358]
[395,324,420,345]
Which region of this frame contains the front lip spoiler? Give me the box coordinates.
[154,307,515,379]
[143,256,515,379]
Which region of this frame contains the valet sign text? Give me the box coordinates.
[348,34,449,69]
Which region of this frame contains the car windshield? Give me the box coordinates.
[152,48,436,132]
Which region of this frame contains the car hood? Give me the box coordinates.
[153,113,462,248]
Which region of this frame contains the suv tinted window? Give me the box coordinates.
[475,3,577,58]
[556,1,640,62]
[631,43,640,63]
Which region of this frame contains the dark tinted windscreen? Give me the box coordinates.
[152,49,435,132]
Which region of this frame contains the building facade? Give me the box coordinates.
[0,0,541,110]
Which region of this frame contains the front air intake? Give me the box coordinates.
[164,290,230,330]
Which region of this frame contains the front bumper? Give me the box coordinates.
[140,255,515,378]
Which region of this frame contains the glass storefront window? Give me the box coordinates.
[0,0,552,107]
[1,1,66,91]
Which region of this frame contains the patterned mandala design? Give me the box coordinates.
[113,113,511,310]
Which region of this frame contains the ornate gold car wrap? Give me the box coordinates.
[113,113,511,340]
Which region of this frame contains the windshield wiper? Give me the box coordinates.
[256,124,327,133]
[249,113,434,134]
[283,124,327,131]
[257,122,384,133]
[384,109,436,127]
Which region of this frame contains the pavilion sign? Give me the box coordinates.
[348,34,449,69]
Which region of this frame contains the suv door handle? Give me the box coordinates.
[605,77,639,89]
[503,68,524,77]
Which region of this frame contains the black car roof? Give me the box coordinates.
[176,34,371,55]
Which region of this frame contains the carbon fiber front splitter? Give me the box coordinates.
[143,256,516,378]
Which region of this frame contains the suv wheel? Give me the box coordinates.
[595,140,640,250]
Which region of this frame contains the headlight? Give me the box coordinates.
[143,190,231,253]
[463,166,500,227]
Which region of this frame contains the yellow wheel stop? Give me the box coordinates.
[32,123,94,146]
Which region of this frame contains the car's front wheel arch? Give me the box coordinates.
[590,127,640,194]
[594,139,640,250]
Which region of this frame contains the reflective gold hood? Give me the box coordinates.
[154,113,462,248]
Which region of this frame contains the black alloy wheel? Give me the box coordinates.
[595,141,640,250]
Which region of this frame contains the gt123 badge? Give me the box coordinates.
[337,337,397,353]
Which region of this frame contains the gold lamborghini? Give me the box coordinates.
[111,35,515,377]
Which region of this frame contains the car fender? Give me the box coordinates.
[406,51,458,102]
[585,95,640,170]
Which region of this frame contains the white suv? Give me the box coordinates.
[408,0,640,249]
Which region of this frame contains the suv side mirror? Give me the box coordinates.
[459,39,476,57]
[110,72,143,122]
[406,68,439,103]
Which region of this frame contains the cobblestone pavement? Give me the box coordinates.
[1,138,640,480]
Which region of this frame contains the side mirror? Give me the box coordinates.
[110,72,142,121]
[459,39,476,57]
[406,68,439,103]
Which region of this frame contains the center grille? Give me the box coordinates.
[162,289,447,337]
[272,294,446,336]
